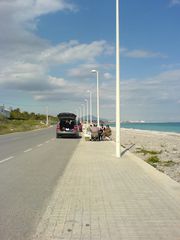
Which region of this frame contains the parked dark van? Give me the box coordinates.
[56,112,80,138]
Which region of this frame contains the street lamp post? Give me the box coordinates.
[46,106,49,126]
[81,104,85,123]
[81,104,84,123]
[76,110,79,122]
[116,0,121,158]
[85,99,89,125]
[91,69,100,127]
[79,107,82,123]
[87,90,92,124]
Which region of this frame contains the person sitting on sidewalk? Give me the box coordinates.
[98,124,105,141]
[90,124,99,141]
[103,125,112,140]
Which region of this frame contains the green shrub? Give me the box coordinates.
[146,156,160,168]
[162,160,176,167]
[0,119,47,135]
[146,155,160,163]
[136,148,162,155]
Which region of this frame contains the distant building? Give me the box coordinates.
[0,106,11,118]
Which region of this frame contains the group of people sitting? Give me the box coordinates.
[87,124,112,141]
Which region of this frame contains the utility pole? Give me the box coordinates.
[46,106,49,126]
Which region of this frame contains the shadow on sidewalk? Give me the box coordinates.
[121,144,135,157]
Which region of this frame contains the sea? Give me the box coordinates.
[109,122,180,134]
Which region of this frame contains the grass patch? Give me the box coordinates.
[136,148,162,155]
[145,157,176,168]
[146,155,160,163]
[145,156,160,168]
[0,119,47,135]
[161,160,176,167]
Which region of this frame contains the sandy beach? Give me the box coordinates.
[114,128,180,183]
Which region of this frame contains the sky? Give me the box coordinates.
[0,0,180,122]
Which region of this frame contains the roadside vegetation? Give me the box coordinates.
[0,108,57,135]
[145,155,160,167]
[136,147,162,155]
[135,147,177,169]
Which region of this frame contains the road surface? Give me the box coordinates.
[0,127,80,240]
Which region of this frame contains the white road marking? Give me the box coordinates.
[0,156,14,164]
[24,148,32,153]
[37,144,43,147]
[11,137,20,141]
[45,141,49,144]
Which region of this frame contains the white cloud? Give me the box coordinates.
[0,37,113,92]
[39,40,113,65]
[0,0,76,37]
[0,0,77,24]
[120,47,128,53]
[67,63,115,79]
[169,0,180,6]
[0,61,50,91]
[1,0,176,121]
[31,0,77,16]
[104,72,113,80]
[33,79,94,102]
[67,64,99,78]
[0,0,77,67]
[122,49,166,58]
[48,76,66,87]
[0,0,114,94]
[119,69,180,121]
[161,63,180,69]
[121,69,180,105]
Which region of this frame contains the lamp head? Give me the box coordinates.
[91,69,97,73]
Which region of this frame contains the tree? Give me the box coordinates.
[10,108,22,119]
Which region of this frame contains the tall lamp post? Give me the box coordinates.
[116,0,121,158]
[81,104,85,123]
[85,99,89,125]
[91,69,100,127]
[46,106,49,126]
[75,110,79,122]
[79,107,82,123]
[87,90,92,124]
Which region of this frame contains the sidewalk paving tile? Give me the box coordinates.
[33,139,180,240]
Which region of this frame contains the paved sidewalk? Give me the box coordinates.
[33,138,180,240]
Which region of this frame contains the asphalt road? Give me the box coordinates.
[0,127,80,240]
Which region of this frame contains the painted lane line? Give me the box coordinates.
[0,156,14,164]
[24,148,32,153]
[45,141,49,144]
[37,144,43,147]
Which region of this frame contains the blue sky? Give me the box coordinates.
[0,0,180,122]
